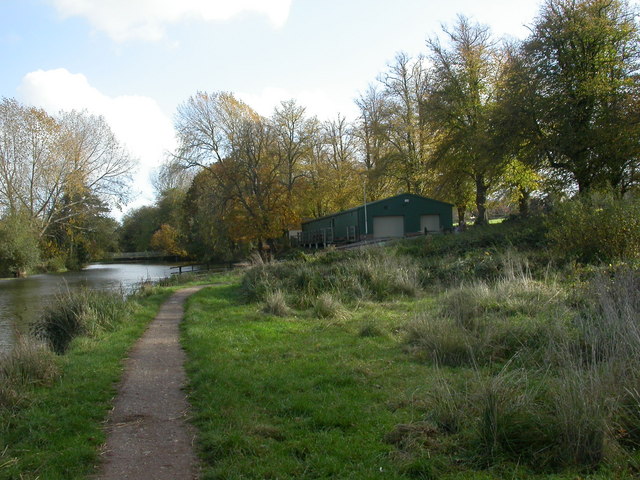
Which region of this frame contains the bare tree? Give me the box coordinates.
[0,98,134,237]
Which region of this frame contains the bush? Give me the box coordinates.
[547,192,640,262]
[33,287,132,353]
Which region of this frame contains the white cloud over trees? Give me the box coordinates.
[18,68,177,212]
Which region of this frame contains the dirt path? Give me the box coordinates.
[95,286,206,480]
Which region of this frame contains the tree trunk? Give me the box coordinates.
[457,205,467,230]
[518,188,530,217]
[474,175,489,226]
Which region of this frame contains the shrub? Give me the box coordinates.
[547,192,640,262]
[33,287,132,353]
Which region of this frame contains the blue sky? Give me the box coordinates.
[2,0,627,214]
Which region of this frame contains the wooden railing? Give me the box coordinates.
[170,264,232,275]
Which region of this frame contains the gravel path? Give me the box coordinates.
[95,286,206,480]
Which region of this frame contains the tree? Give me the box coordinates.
[521,0,640,194]
[426,16,507,225]
[0,212,41,277]
[271,99,311,195]
[151,157,195,194]
[48,192,119,268]
[150,224,187,257]
[321,114,361,212]
[119,206,160,252]
[174,92,296,249]
[182,167,241,261]
[378,53,433,195]
[354,85,398,201]
[0,99,135,239]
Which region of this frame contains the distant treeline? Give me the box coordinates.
[123,0,638,261]
[3,0,639,271]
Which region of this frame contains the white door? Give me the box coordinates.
[420,215,441,233]
[373,216,404,238]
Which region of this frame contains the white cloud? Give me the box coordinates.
[238,86,359,122]
[18,68,177,216]
[49,0,293,41]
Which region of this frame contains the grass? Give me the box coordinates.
[0,291,173,480]
[182,277,638,479]
[0,336,60,409]
[183,284,442,479]
[33,287,133,353]
[182,221,640,478]
[3,210,638,478]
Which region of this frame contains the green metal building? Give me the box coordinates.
[300,193,454,247]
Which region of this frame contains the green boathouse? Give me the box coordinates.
[300,193,454,247]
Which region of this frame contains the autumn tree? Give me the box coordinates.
[354,85,397,201]
[321,114,361,212]
[520,0,640,194]
[150,223,187,257]
[0,98,134,269]
[174,92,295,249]
[0,98,134,241]
[378,53,433,195]
[426,16,508,225]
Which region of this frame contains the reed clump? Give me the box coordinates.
[33,287,132,353]
[0,336,59,409]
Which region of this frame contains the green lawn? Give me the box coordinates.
[181,280,620,480]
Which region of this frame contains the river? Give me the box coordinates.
[0,263,175,353]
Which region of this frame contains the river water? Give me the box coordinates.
[0,263,175,353]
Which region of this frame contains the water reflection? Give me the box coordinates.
[0,263,174,352]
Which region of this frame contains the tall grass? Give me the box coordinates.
[413,266,640,471]
[405,257,567,367]
[262,289,291,317]
[0,336,59,409]
[241,248,421,308]
[33,287,132,353]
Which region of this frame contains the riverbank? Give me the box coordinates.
[0,262,180,353]
[0,273,221,479]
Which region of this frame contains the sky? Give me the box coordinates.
[0,0,602,217]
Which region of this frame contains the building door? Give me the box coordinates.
[420,214,441,233]
[373,216,404,238]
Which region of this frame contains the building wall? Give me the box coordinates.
[301,193,454,243]
[363,193,453,234]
